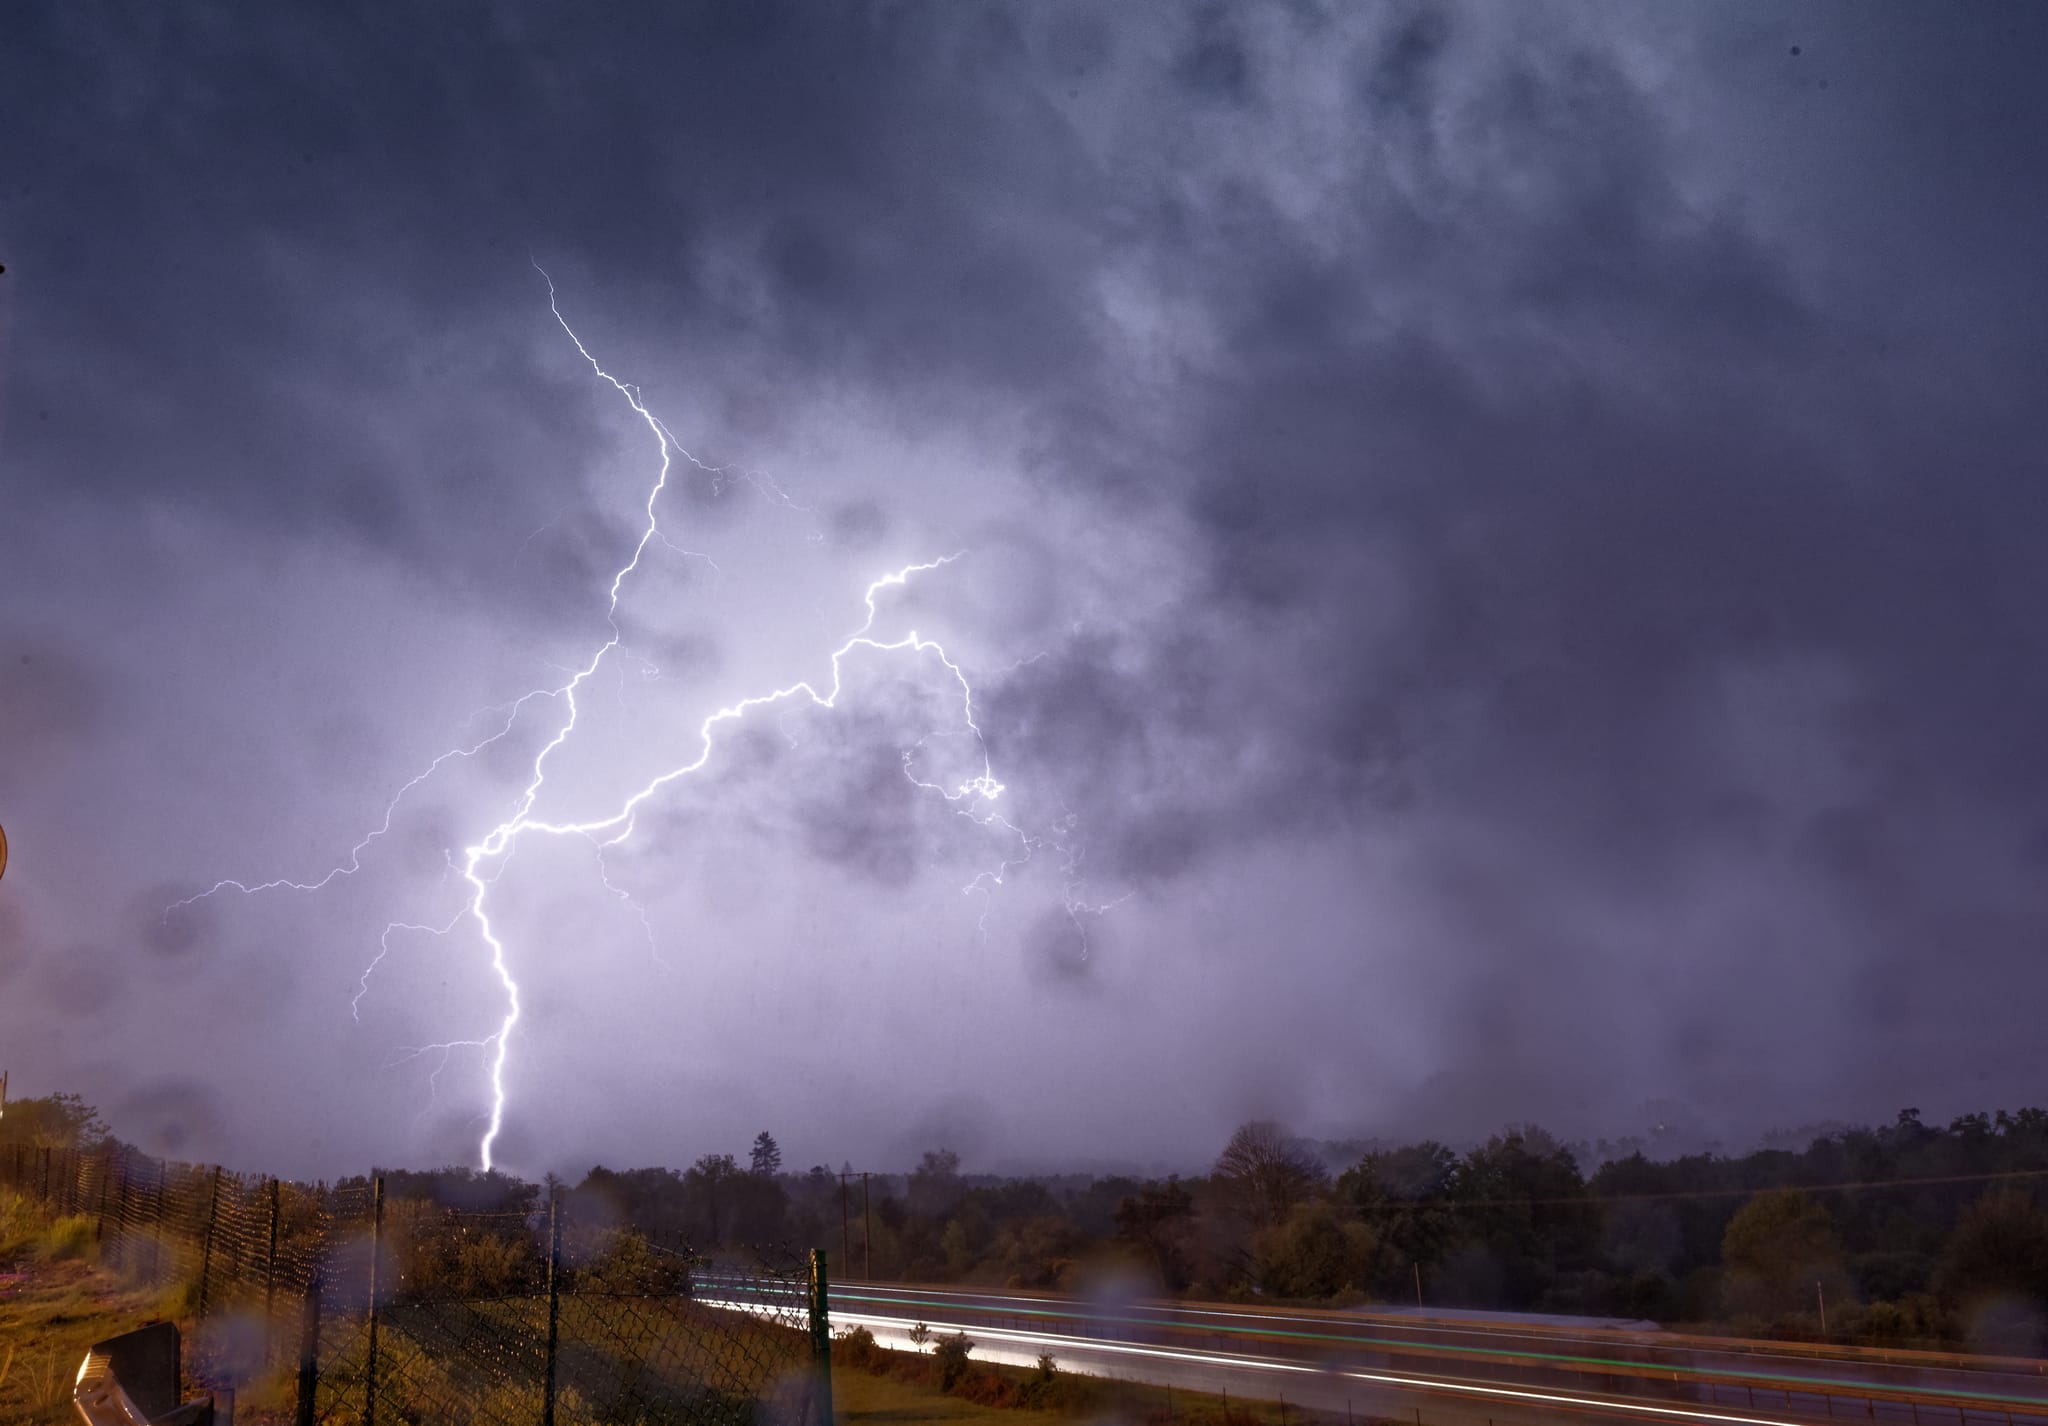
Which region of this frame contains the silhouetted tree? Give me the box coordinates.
[1936,1191,2048,1314]
[1446,1127,1596,1310]
[1114,1179,1198,1290]
[684,1153,741,1244]
[751,1131,783,1177]
[1340,1141,1461,1292]
[1215,1121,1326,1230]
[908,1149,963,1218]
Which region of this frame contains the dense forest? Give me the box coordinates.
[8,1094,2048,1353]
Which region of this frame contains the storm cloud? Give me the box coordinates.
[3,1,2046,1178]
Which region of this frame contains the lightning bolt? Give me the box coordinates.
[176,266,1088,1173]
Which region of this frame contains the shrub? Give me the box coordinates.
[932,1331,975,1390]
[835,1325,886,1371]
[0,1190,45,1261]
[452,1232,528,1297]
[583,1229,692,1297]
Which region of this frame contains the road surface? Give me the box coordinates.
[702,1275,2048,1426]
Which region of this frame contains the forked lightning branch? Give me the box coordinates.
[171,270,1072,1172]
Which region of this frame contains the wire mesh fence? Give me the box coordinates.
[2,1144,829,1426]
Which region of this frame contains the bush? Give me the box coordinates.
[0,1189,44,1261]
[583,1229,692,1297]
[932,1332,975,1390]
[835,1324,886,1372]
[452,1232,527,1297]
[41,1214,95,1261]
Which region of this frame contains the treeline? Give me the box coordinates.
[9,1092,2048,1351]
[569,1112,2048,1352]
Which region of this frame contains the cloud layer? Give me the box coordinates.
[4,1,2046,1177]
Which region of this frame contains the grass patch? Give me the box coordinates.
[42,1214,96,1262]
[0,1190,230,1426]
[835,1366,1056,1426]
[831,1327,1374,1426]
[0,1256,178,1425]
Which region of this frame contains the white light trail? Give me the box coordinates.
[699,1300,1813,1426]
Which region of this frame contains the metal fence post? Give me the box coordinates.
[95,1150,112,1242]
[106,1151,126,1268]
[151,1159,169,1284]
[197,1166,224,1316]
[365,1175,385,1426]
[295,1269,322,1426]
[809,1249,834,1426]
[544,1189,562,1426]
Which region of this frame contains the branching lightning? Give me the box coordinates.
[174,267,1110,1172]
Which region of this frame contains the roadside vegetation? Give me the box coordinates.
[0,1187,204,1426]
[573,1112,2048,1355]
[13,1091,2048,1359]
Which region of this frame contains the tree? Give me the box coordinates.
[1936,1191,2048,1310]
[1339,1142,1461,1290]
[683,1153,741,1244]
[1114,1179,1198,1290]
[1448,1128,1595,1310]
[1214,1121,1326,1230]
[751,1131,783,1177]
[0,1093,108,1151]
[908,1150,963,1218]
[992,1214,1081,1289]
[1721,1188,1841,1317]
[1253,1201,1377,1299]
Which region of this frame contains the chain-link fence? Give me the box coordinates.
[2,1145,830,1426]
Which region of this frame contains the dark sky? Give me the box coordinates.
[4,2,2047,1182]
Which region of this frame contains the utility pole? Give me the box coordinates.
[1414,1262,1423,1308]
[841,1171,851,1276]
[862,1171,872,1281]
[1817,1279,1827,1335]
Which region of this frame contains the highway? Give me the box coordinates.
[701,1276,2048,1426]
